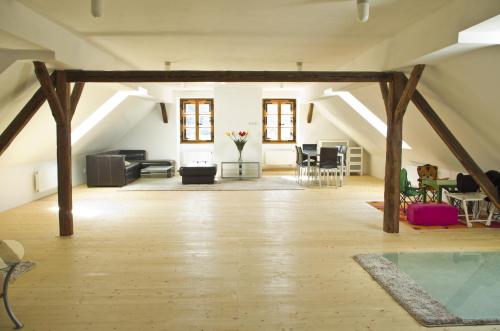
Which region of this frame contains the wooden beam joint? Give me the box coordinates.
[394,65,425,119]
[33,62,65,123]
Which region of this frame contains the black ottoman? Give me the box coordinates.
[179,163,217,184]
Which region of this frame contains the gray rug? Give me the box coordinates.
[119,176,305,191]
[353,254,500,327]
[1,261,36,284]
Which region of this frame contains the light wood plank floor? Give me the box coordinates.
[1,175,499,331]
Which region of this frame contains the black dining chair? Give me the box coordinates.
[295,146,315,184]
[317,147,339,187]
[302,144,318,161]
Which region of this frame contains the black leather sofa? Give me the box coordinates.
[179,163,217,184]
[86,150,175,187]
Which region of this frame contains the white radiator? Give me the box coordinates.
[264,150,295,166]
[181,151,214,165]
[34,166,58,192]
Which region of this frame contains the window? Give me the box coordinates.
[262,99,296,143]
[180,98,214,143]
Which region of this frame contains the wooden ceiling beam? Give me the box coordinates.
[64,70,394,83]
[33,61,64,123]
[379,81,390,113]
[395,65,425,119]
[160,103,168,123]
[307,103,314,123]
[70,82,85,119]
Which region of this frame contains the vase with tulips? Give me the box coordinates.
[226,130,249,162]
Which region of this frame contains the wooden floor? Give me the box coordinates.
[1,174,499,331]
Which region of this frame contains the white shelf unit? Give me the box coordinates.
[347,147,363,175]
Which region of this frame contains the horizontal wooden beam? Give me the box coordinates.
[160,103,168,123]
[0,74,55,156]
[64,70,394,83]
[410,86,500,210]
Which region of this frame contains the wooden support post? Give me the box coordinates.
[410,87,500,210]
[382,75,405,233]
[55,70,73,236]
[307,103,314,123]
[381,66,426,233]
[34,62,74,236]
[0,74,55,156]
[160,103,168,123]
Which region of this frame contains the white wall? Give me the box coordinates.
[108,103,177,161]
[214,85,262,174]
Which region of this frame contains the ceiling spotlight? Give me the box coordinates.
[164,61,171,70]
[296,61,303,72]
[91,0,103,18]
[357,0,369,23]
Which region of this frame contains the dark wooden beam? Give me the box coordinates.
[33,61,64,123]
[394,65,425,119]
[0,74,55,156]
[160,103,168,123]
[410,87,500,210]
[65,70,394,83]
[382,74,406,233]
[379,82,389,112]
[54,70,74,236]
[70,82,85,119]
[307,103,314,123]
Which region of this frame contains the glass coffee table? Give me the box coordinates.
[140,165,173,178]
[221,162,260,179]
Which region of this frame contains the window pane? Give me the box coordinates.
[184,103,196,114]
[266,103,278,115]
[199,128,212,141]
[266,115,278,127]
[266,128,278,141]
[199,115,212,127]
[281,115,293,127]
[199,103,211,114]
[281,103,293,115]
[184,115,196,127]
[281,128,294,141]
[184,128,196,141]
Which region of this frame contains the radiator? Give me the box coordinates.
[34,167,58,192]
[181,151,214,165]
[264,150,295,166]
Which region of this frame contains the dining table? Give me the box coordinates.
[302,150,344,186]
